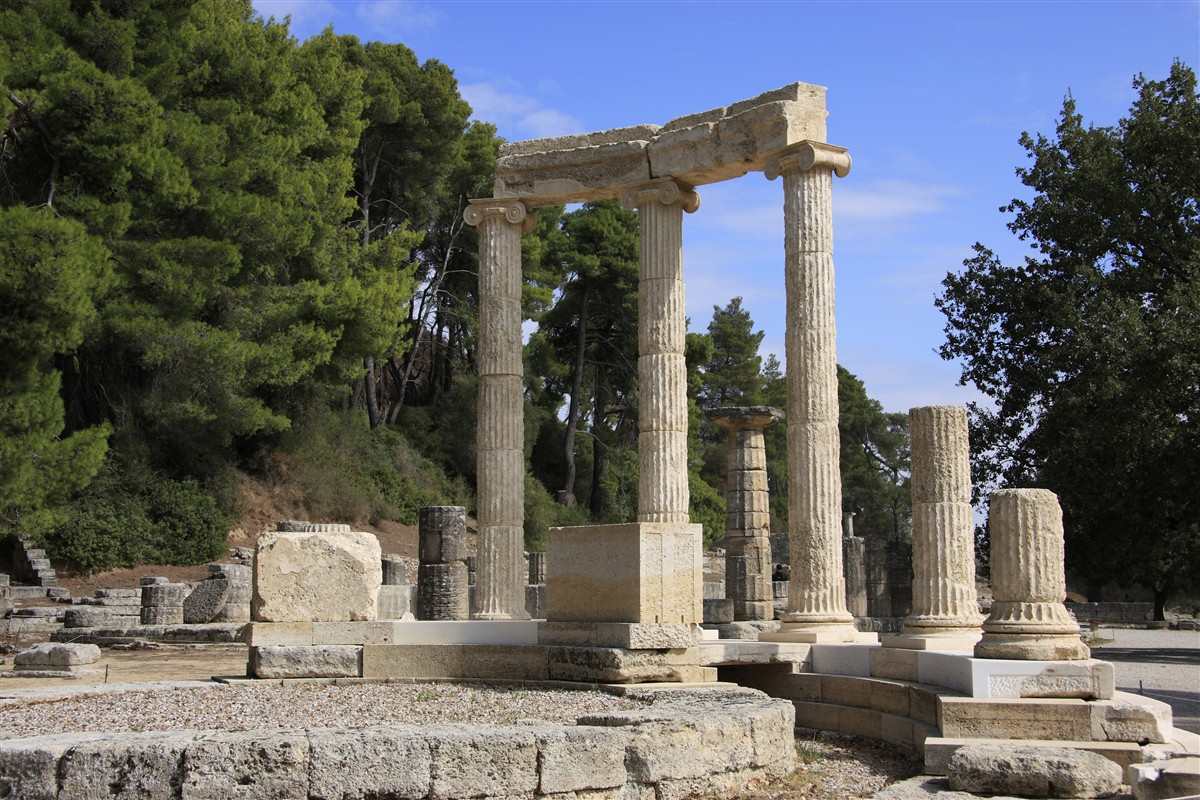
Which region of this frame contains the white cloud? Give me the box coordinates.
[354,0,440,32]
[461,81,584,140]
[706,180,962,239]
[253,0,336,28]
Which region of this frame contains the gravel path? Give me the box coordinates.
[0,682,644,739]
[715,729,922,800]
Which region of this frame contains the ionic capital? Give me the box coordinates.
[620,178,700,214]
[463,198,537,233]
[764,141,852,181]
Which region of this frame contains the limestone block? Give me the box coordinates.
[64,607,130,628]
[427,728,538,800]
[141,582,189,607]
[538,621,696,649]
[525,583,545,619]
[376,584,415,620]
[96,587,140,599]
[461,644,549,681]
[500,124,662,158]
[381,554,415,586]
[938,697,1094,741]
[311,621,399,645]
[546,645,699,684]
[0,733,93,800]
[946,743,1122,799]
[250,645,361,679]
[243,621,313,646]
[277,520,351,532]
[252,529,381,623]
[1091,694,1172,743]
[536,727,627,793]
[181,731,309,799]
[1128,756,1200,800]
[621,708,756,782]
[140,605,183,625]
[924,737,1146,776]
[140,576,168,586]
[495,139,652,205]
[308,728,431,800]
[546,522,702,625]
[59,731,192,799]
[703,599,734,624]
[14,642,100,667]
[418,506,469,564]
[361,644,465,679]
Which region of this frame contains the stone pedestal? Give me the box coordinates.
[710,406,782,622]
[621,178,698,525]
[465,198,533,620]
[887,405,983,650]
[545,522,703,625]
[975,489,1089,661]
[760,141,857,644]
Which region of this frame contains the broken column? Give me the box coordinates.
[623,178,698,524]
[843,513,868,618]
[976,489,1089,660]
[417,505,470,621]
[891,405,983,648]
[141,582,187,625]
[465,198,532,620]
[710,406,782,621]
[761,141,858,643]
[183,563,251,624]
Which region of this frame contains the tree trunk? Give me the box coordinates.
[1153,586,1169,621]
[364,356,380,429]
[559,287,589,505]
[589,372,607,516]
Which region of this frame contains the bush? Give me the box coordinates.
[281,406,472,526]
[43,456,228,573]
[524,474,589,552]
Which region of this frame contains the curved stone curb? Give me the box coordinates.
[0,687,794,800]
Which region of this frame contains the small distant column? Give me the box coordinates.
[621,178,699,524]
[893,405,983,648]
[416,505,469,621]
[711,406,783,621]
[865,537,892,617]
[843,513,868,618]
[976,489,1089,660]
[464,198,534,620]
[761,141,857,643]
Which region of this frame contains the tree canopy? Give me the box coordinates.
[937,63,1200,615]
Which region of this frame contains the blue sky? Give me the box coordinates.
[254,0,1197,412]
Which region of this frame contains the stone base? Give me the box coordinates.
[975,632,1091,661]
[705,620,782,640]
[761,623,875,644]
[882,631,982,651]
[546,646,709,684]
[538,621,695,649]
[250,645,361,678]
[3,666,102,680]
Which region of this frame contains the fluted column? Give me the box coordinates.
[464,198,533,620]
[901,405,984,640]
[843,513,868,617]
[762,141,856,641]
[621,179,699,524]
[976,489,1089,660]
[710,406,782,621]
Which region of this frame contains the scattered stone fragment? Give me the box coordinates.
[946,743,1122,799]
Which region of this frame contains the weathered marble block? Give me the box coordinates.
[253,530,382,623]
[545,522,702,625]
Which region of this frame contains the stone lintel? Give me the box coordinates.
[537,621,696,650]
[493,82,829,205]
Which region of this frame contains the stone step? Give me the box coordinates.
[28,560,50,571]
[938,693,1173,744]
[923,736,1145,775]
[25,549,46,559]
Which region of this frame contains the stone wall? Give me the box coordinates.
[0,687,795,800]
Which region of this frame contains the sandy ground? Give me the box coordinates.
[0,644,248,691]
[1090,627,1200,733]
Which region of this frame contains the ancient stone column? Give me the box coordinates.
[620,179,698,524]
[464,198,533,619]
[527,552,546,585]
[976,489,1089,660]
[762,141,856,642]
[900,405,984,643]
[417,505,470,621]
[865,536,892,617]
[843,513,868,618]
[711,406,782,621]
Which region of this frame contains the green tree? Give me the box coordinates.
[0,208,111,535]
[698,297,764,409]
[936,63,1200,617]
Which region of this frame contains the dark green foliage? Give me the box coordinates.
[937,63,1200,615]
[280,407,471,527]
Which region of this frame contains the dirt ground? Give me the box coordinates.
[0,644,248,690]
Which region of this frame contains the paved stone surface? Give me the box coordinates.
[1091,628,1200,733]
